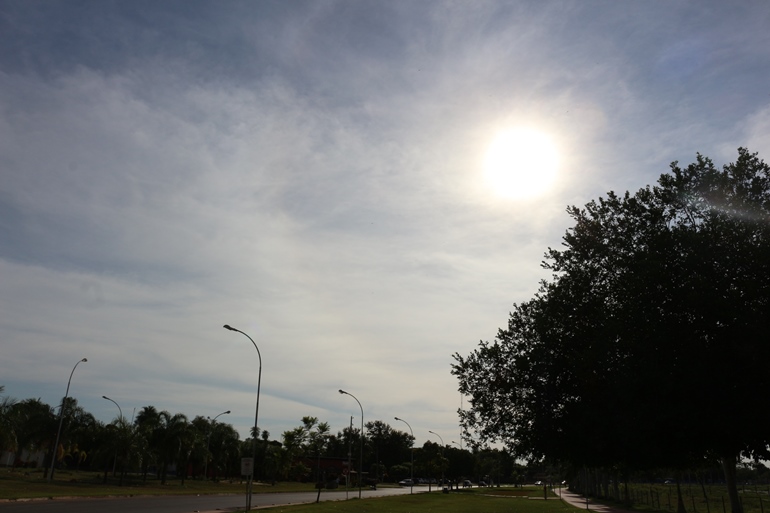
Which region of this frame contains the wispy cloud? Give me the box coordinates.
[2,0,769,442]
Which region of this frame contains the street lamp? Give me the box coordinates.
[223,324,262,511]
[48,357,87,482]
[339,389,363,499]
[428,430,445,489]
[102,395,123,421]
[204,410,231,480]
[394,417,414,494]
[102,395,123,477]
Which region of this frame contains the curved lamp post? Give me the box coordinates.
[48,357,87,482]
[339,389,363,499]
[394,417,414,494]
[102,395,123,476]
[204,410,231,480]
[102,395,123,421]
[428,430,445,488]
[223,325,262,511]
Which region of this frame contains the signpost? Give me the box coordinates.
[241,457,254,509]
[241,457,254,477]
[241,458,254,505]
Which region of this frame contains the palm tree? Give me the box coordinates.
[307,419,330,483]
[66,409,101,471]
[153,411,189,484]
[111,417,137,485]
[50,397,88,472]
[174,416,201,485]
[134,406,161,482]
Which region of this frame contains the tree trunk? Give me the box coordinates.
[676,475,687,513]
[698,472,711,513]
[722,453,743,513]
[624,478,631,506]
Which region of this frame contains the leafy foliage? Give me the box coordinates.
[452,148,770,513]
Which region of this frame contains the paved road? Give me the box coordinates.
[0,486,423,513]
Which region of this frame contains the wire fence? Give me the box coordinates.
[618,483,767,513]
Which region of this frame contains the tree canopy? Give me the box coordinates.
[452,148,770,513]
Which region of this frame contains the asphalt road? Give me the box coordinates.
[0,486,425,513]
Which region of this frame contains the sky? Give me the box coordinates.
[1,1,769,448]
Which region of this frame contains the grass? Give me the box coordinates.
[0,468,318,500]
[242,489,576,513]
[585,483,769,513]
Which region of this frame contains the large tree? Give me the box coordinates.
[9,399,55,468]
[206,421,240,480]
[280,416,330,481]
[452,149,770,513]
[365,420,412,477]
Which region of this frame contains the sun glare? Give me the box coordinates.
[484,128,559,199]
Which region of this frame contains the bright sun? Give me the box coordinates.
[484,128,559,199]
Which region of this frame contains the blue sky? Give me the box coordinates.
[1,1,769,446]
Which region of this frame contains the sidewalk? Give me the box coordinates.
[558,488,631,513]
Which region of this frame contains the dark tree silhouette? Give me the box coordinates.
[453,148,770,513]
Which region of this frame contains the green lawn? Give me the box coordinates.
[246,490,576,513]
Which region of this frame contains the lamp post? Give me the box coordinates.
[204,410,230,480]
[102,395,123,477]
[428,430,445,488]
[338,389,363,499]
[394,417,414,494]
[223,325,262,511]
[102,395,123,420]
[48,357,87,482]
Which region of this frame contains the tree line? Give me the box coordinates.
[0,388,519,486]
[452,149,770,513]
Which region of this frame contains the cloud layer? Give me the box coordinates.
[2,1,769,444]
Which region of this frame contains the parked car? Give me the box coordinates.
[399,479,416,486]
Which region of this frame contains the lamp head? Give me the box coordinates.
[394,416,401,421]
[223,324,236,331]
[338,389,346,395]
[102,395,108,399]
[81,358,88,362]
[225,410,231,414]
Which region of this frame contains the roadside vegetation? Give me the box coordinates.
[0,389,516,493]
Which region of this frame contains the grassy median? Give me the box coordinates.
[247,489,574,513]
